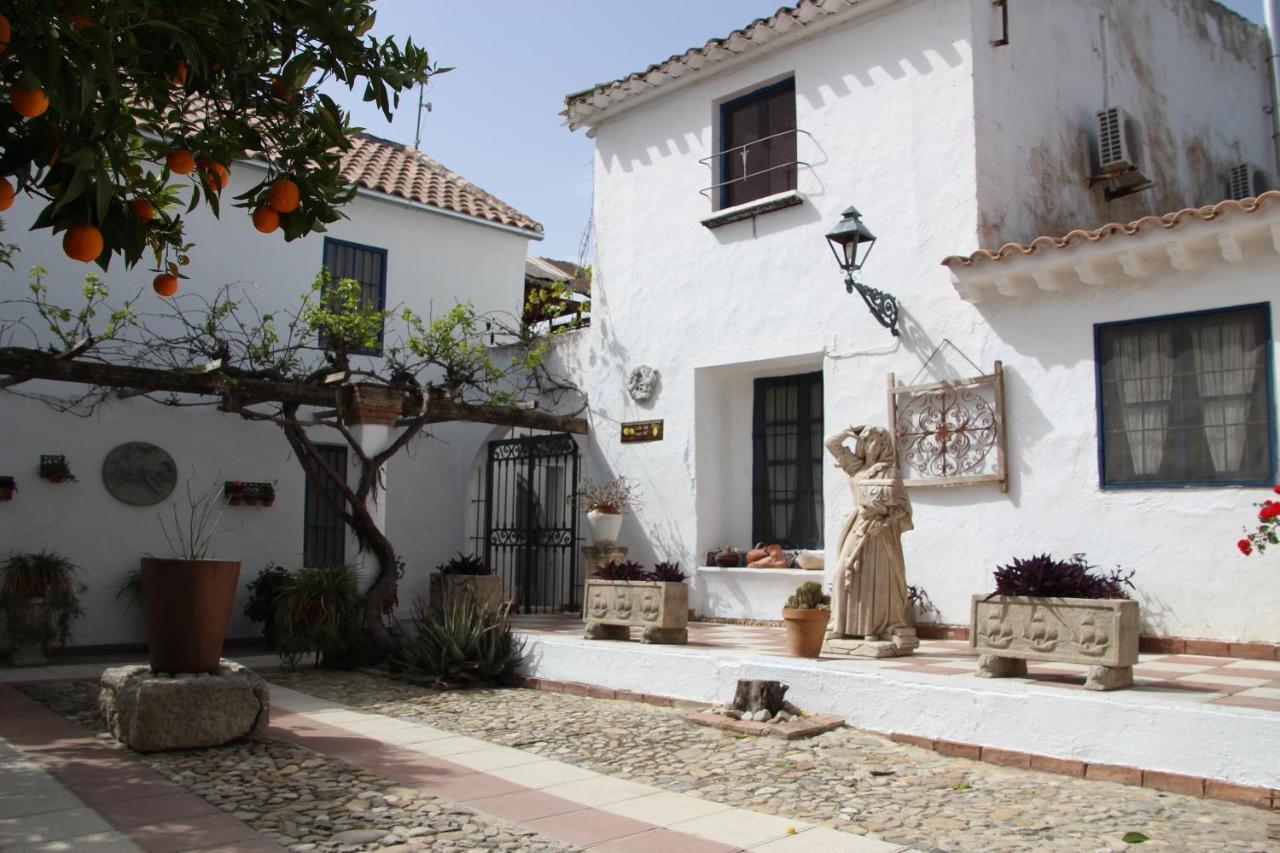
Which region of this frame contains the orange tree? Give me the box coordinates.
[0,0,438,274]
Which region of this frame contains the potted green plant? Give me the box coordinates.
[142,479,240,674]
[971,553,1137,690]
[392,584,525,687]
[243,563,294,649]
[275,564,362,668]
[430,553,503,614]
[583,560,688,644]
[1,551,85,665]
[782,581,830,658]
[576,475,638,546]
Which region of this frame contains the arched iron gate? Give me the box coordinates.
[477,433,581,613]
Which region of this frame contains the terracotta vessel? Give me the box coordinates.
[714,546,741,568]
[745,542,769,564]
[141,557,240,673]
[782,607,830,658]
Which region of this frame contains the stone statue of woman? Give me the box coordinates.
[823,424,918,657]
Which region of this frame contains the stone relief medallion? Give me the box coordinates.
[102,442,178,506]
[895,387,997,479]
[626,365,659,403]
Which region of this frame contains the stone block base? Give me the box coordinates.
[1085,664,1133,691]
[824,628,918,658]
[976,655,1028,677]
[584,623,688,645]
[99,660,269,752]
[584,623,629,641]
[688,712,844,740]
[641,627,687,645]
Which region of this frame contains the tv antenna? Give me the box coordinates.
[414,81,432,150]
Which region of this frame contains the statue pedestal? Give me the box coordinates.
[823,627,918,658]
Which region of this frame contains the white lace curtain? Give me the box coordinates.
[1109,329,1174,476]
[1107,313,1264,479]
[1191,320,1261,473]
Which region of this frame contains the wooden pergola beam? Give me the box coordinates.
[0,347,588,434]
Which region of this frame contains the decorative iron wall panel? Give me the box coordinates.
[889,362,1008,491]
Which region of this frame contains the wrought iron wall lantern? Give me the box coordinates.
[825,205,899,336]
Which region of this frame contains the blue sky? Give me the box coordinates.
[335,1,1267,261]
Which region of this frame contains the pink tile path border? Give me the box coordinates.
[0,684,279,851]
[267,709,741,851]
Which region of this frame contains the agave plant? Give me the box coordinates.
[0,551,86,649]
[393,587,524,687]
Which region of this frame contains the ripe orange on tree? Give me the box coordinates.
[201,160,230,192]
[170,61,188,86]
[166,148,195,174]
[0,13,10,54]
[130,198,155,222]
[11,86,49,118]
[63,223,104,263]
[0,177,14,212]
[267,177,300,213]
[153,273,179,297]
[251,206,279,234]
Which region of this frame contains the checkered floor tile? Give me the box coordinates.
[512,615,1280,714]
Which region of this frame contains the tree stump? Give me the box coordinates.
[730,680,788,715]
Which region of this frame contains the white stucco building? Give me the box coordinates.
[559,0,1280,646]
[0,133,545,647]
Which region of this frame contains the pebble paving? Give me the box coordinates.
[19,680,577,853]
[268,670,1279,852]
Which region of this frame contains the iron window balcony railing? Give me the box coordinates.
[698,128,814,204]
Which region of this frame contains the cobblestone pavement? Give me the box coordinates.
[269,670,1278,852]
[19,680,577,853]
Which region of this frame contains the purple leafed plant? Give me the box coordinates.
[593,559,649,581]
[649,561,687,583]
[437,553,491,576]
[988,553,1134,600]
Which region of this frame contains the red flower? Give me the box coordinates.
[1274,485,1280,494]
[1260,502,1280,522]
[1238,538,1253,555]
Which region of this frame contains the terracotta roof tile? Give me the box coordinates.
[340,133,542,235]
[942,191,1280,269]
[563,0,894,130]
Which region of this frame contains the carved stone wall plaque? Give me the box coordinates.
[102,442,178,506]
[627,365,660,402]
[888,361,1007,490]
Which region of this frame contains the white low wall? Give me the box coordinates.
[518,632,1280,791]
[693,566,823,621]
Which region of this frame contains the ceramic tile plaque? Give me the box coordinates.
[621,419,663,443]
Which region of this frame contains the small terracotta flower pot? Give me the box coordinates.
[782,607,830,658]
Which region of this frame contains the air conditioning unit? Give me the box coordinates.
[1092,107,1153,199]
[1227,162,1272,200]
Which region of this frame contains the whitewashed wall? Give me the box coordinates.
[571,0,1280,641]
[971,0,1270,248]
[0,164,535,646]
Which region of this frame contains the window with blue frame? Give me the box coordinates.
[1095,304,1274,487]
[719,78,796,210]
[322,237,387,355]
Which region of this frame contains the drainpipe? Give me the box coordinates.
[1266,0,1280,174]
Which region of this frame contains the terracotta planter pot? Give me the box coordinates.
[782,607,830,658]
[141,557,240,674]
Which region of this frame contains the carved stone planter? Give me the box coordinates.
[970,595,1139,690]
[431,573,504,613]
[583,579,688,644]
